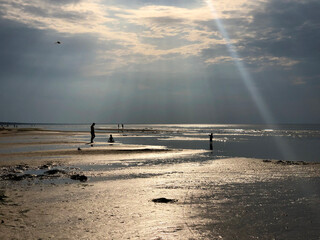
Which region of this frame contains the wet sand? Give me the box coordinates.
[0,129,320,239]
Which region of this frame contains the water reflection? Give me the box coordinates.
[2,124,320,162]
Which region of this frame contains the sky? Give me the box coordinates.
[0,0,319,124]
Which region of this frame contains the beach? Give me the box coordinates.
[0,127,320,239]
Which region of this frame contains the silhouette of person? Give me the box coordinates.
[90,123,95,143]
[108,134,114,143]
[208,133,213,150]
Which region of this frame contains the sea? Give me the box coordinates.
[4,123,320,163]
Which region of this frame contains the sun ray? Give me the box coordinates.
[204,0,296,160]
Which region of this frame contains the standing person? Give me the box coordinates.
[209,133,213,151]
[90,123,95,143]
[122,124,124,131]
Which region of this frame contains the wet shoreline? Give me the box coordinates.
[0,128,320,239]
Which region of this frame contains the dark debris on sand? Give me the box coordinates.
[70,174,88,182]
[0,163,88,182]
[278,160,307,165]
[1,173,36,181]
[44,169,66,175]
[152,198,178,203]
[262,159,316,165]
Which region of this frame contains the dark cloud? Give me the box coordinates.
[0,16,110,82]
[245,0,320,60]
[198,0,320,87]
[20,6,48,18]
[0,16,98,122]
[200,46,229,59]
[199,0,320,71]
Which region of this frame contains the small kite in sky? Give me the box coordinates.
[55,41,61,44]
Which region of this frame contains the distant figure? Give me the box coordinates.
[209,133,213,150]
[122,124,124,132]
[209,133,213,142]
[90,123,95,143]
[108,134,114,143]
[55,41,61,44]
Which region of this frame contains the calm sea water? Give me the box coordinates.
[15,123,320,163]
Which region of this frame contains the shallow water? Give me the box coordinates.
[2,123,320,162]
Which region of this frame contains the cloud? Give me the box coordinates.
[247,0,320,59]
[2,0,318,78]
[1,0,320,123]
[201,0,320,78]
[0,0,243,74]
[0,17,106,81]
[101,0,201,8]
[240,0,320,87]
